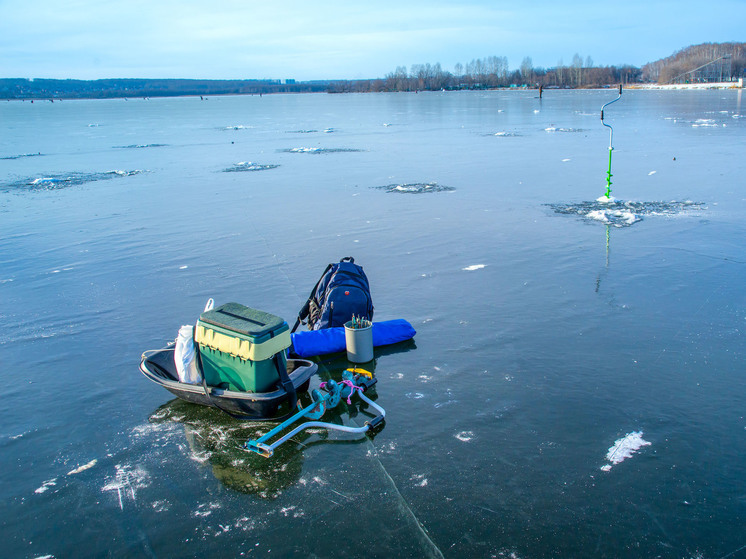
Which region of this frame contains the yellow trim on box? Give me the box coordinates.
[195,324,290,361]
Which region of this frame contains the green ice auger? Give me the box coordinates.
[600,84,623,198]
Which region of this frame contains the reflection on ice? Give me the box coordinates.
[375,182,456,194]
[549,199,705,227]
[102,463,151,510]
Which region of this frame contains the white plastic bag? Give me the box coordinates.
[174,324,202,384]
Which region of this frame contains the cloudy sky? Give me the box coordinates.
[2,0,743,80]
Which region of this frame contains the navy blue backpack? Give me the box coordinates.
[292,257,374,332]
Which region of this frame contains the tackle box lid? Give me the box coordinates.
[198,303,288,339]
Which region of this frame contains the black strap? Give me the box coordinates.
[292,262,333,333]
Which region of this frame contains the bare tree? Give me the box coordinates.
[520,56,534,83]
[572,53,583,86]
[556,58,565,87]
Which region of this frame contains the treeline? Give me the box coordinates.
[4,43,744,99]
[331,43,746,93]
[641,42,746,83]
[330,55,641,93]
[0,78,330,99]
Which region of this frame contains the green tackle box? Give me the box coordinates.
[195,303,291,393]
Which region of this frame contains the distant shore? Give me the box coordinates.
[2,79,743,101]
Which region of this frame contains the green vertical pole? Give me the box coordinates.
[605,146,613,198]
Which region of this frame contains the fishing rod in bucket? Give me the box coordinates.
[600,84,623,200]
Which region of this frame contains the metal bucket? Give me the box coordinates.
[344,321,374,363]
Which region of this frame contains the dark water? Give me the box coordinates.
[1,90,745,558]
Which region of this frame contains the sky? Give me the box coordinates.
[2,0,744,81]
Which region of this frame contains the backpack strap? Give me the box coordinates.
[292,262,333,333]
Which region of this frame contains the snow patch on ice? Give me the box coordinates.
[411,473,428,487]
[587,209,641,227]
[35,478,57,494]
[601,431,651,471]
[455,431,474,442]
[68,459,97,475]
[692,119,717,128]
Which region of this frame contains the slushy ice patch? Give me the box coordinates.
[1,152,44,160]
[375,182,456,194]
[600,431,651,471]
[223,162,279,172]
[114,144,168,149]
[549,199,705,227]
[2,170,145,191]
[279,147,364,154]
[544,127,585,133]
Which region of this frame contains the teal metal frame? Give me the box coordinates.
[244,370,385,458]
